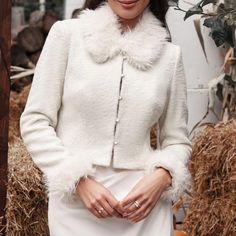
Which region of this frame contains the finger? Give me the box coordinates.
[124,198,145,215]
[114,202,126,217]
[93,211,102,218]
[132,204,154,222]
[107,201,123,218]
[95,206,108,218]
[127,201,150,220]
[95,205,109,218]
[90,199,107,218]
[120,193,139,209]
[98,198,113,217]
[88,207,102,219]
[106,192,124,216]
[130,210,147,223]
[124,201,140,215]
[113,210,123,218]
[131,195,161,222]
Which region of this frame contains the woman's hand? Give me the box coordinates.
[119,168,172,223]
[76,177,123,219]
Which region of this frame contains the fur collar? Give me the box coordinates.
[78,3,170,70]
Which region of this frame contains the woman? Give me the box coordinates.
[20,0,192,235]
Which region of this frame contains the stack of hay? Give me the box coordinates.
[7,10,60,235]
[7,85,49,236]
[183,120,236,236]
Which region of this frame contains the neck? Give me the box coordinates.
[119,14,142,32]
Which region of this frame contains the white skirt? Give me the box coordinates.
[48,165,174,236]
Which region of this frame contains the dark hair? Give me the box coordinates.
[82,0,169,27]
[71,8,83,18]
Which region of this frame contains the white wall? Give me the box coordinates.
[166,0,224,132]
[64,0,84,19]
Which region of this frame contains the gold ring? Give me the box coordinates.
[134,200,141,209]
[98,208,104,214]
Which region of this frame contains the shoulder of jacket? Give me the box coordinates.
[164,42,183,67]
[50,19,81,39]
[159,42,180,61]
[58,18,81,28]
[165,42,181,56]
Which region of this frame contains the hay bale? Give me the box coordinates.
[42,12,58,34]
[8,85,31,143]
[7,138,49,236]
[183,119,236,236]
[7,85,49,236]
[150,122,158,149]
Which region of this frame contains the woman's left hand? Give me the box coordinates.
[118,168,172,223]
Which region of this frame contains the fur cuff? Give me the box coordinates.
[145,147,192,203]
[43,157,96,200]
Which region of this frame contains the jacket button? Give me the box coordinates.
[118,96,123,101]
[123,56,127,60]
[115,118,120,123]
[121,73,125,78]
[114,141,118,145]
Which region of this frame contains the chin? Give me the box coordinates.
[116,8,143,20]
[108,0,150,21]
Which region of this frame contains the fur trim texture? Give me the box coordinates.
[78,2,170,70]
[43,157,96,201]
[145,144,192,203]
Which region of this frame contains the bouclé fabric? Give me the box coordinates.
[20,3,192,203]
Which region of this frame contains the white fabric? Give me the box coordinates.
[48,164,174,236]
[19,2,192,203]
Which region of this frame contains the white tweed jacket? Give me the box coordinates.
[20,3,192,203]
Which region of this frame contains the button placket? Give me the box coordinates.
[111,54,127,163]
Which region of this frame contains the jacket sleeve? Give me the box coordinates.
[19,20,95,201]
[145,46,192,203]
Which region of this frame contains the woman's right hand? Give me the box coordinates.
[76,177,123,218]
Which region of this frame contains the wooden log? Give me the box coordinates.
[29,49,42,65]
[17,26,45,53]
[11,44,30,67]
[42,11,58,34]
[29,10,44,28]
[0,0,11,235]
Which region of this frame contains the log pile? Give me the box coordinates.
[11,10,59,92]
[12,10,58,67]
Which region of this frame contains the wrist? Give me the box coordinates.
[154,167,172,189]
[75,176,90,192]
